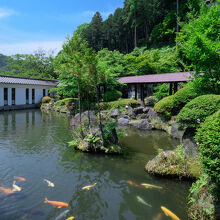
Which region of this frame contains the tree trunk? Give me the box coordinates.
[96,85,104,143]
[134,22,137,48]
[77,77,83,137]
[87,93,91,131]
[177,0,180,33]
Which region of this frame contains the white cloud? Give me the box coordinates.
[0,8,16,19]
[0,41,63,56]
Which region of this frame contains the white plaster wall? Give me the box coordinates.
[15,88,26,105]
[0,84,54,107]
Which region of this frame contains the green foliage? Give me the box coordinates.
[85,134,101,144]
[54,98,78,107]
[99,99,138,111]
[154,95,174,119]
[153,84,169,101]
[177,95,220,127]
[195,110,220,183]
[3,50,56,79]
[188,174,216,220]
[41,96,52,104]
[177,3,220,94]
[103,90,122,102]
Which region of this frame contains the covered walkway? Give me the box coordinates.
[118,72,193,104]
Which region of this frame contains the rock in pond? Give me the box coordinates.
[70,111,97,127]
[118,117,129,126]
[135,106,144,115]
[129,119,152,130]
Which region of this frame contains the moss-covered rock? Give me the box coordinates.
[145,145,202,179]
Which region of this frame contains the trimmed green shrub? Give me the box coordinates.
[172,83,199,114]
[154,83,200,118]
[54,98,78,107]
[103,90,122,102]
[177,95,220,127]
[41,96,52,104]
[99,99,138,111]
[195,110,220,182]
[154,95,174,119]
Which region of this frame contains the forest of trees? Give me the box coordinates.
[75,0,203,53]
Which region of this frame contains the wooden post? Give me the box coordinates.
[140,84,145,106]
[174,82,178,94]
[169,83,173,95]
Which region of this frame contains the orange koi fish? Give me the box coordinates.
[126,180,140,187]
[14,176,26,182]
[0,186,14,195]
[161,206,180,220]
[44,197,69,208]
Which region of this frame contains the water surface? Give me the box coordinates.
[0,110,190,220]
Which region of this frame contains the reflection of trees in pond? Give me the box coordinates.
[1,110,73,155]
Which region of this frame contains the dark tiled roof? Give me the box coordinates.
[0,75,58,86]
[118,72,193,84]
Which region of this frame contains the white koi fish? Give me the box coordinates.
[141,183,163,190]
[44,179,55,187]
[136,196,152,207]
[12,181,22,192]
[55,210,70,220]
[82,183,97,190]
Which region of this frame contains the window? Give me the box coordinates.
[12,88,15,105]
[4,88,8,106]
[32,89,35,104]
[43,89,46,97]
[26,89,29,104]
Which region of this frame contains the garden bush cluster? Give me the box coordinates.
[195,110,220,183]
[41,96,52,104]
[154,83,199,119]
[103,90,122,102]
[177,95,220,128]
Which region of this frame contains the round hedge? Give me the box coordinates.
[103,90,122,102]
[154,95,174,119]
[154,83,199,118]
[177,95,220,127]
[195,110,220,182]
[172,83,199,114]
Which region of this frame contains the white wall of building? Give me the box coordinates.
[0,84,53,107]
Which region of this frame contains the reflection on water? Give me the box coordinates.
[0,110,190,220]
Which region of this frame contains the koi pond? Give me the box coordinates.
[0,109,191,220]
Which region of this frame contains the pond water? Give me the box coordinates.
[0,109,191,220]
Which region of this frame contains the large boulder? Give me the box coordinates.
[182,128,198,157]
[145,96,157,106]
[129,119,152,130]
[111,108,121,118]
[118,117,129,126]
[70,111,97,127]
[125,106,135,117]
[146,108,158,120]
[135,106,144,115]
[170,123,185,139]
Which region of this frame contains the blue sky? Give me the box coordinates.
[0,0,123,55]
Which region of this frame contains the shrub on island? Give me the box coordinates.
[177,95,220,128]
[41,96,52,104]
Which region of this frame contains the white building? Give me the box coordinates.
[0,75,57,111]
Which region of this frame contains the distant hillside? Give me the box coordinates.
[0,54,9,72]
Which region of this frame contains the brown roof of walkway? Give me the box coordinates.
[118,72,194,84]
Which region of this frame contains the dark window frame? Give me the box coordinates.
[26,88,29,104]
[12,88,15,105]
[4,88,8,106]
[32,89,35,104]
